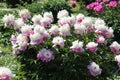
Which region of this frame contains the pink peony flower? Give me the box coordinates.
[93,4,103,13]
[86,42,98,52]
[110,41,120,54]
[37,48,55,62]
[52,36,65,47]
[115,55,120,67]
[103,0,109,3]
[86,2,99,9]
[96,36,106,44]
[118,0,120,5]
[70,40,84,53]
[108,1,117,7]
[87,62,102,76]
[0,75,10,80]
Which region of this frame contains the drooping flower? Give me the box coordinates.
[2,14,15,27]
[96,36,106,44]
[59,24,71,36]
[86,42,98,52]
[57,10,69,19]
[110,41,120,54]
[0,67,15,80]
[115,55,120,67]
[87,62,102,76]
[32,14,42,25]
[37,48,55,62]
[19,9,30,22]
[52,36,65,47]
[70,40,84,53]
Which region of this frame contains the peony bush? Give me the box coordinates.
[2,9,120,80]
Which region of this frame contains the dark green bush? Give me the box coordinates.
[5,0,37,8]
[26,0,72,23]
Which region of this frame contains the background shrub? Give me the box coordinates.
[26,0,72,23]
[5,0,37,8]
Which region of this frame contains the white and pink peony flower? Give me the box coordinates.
[14,18,25,30]
[57,10,69,19]
[115,55,120,67]
[40,17,52,27]
[74,24,87,35]
[59,24,71,36]
[70,40,84,53]
[21,25,32,35]
[76,13,85,24]
[0,67,15,80]
[96,36,106,44]
[19,9,30,22]
[30,32,43,45]
[49,25,59,36]
[81,17,93,27]
[37,48,55,62]
[86,42,98,52]
[110,41,120,54]
[32,14,42,25]
[52,36,65,47]
[87,62,102,76]
[2,14,15,27]
[43,12,53,20]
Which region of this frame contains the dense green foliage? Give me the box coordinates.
[26,0,72,23]
[5,0,37,7]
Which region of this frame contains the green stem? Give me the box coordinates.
[111,68,120,79]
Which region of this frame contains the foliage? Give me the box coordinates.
[26,0,72,23]
[5,0,37,8]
